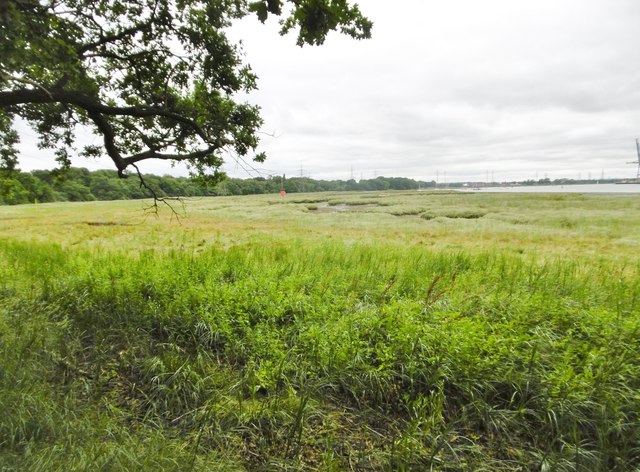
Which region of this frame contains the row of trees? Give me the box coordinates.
[0,168,438,205]
[0,168,204,204]
[218,175,437,195]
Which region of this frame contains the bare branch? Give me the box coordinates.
[130,163,185,220]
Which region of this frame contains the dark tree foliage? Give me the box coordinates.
[0,0,371,183]
[0,167,441,204]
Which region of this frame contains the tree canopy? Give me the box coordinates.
[0,0,371,183]
[0,166,443,204]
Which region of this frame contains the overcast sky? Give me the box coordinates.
[17,0,640,182]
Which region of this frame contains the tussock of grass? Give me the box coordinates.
[1,237,639,470]
[391,209,424,216]
[327,200,372,206]
[421,209,487,219]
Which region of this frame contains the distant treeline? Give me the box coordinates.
[0,167,437,205]
[0,168,625,205]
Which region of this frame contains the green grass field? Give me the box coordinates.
[1,190,639,470]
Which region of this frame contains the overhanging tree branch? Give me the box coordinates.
[123,145,219,166]
[0,69,54,99]
[1,0,372,191]
[77,19,155,55]
[85,109,129,174]
[1,87,221,174]
[0,88,211,142]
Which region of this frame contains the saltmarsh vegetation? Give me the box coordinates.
[1,191,640,470]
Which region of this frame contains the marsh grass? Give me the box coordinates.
[2,191,639,260]
[1,191,640,470]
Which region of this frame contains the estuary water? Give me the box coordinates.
[459,183,640,194]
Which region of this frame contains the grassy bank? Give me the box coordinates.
[1,191,639,470]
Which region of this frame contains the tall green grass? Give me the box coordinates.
[1,237,639,470]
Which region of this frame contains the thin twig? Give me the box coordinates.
[130,163,185,221]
